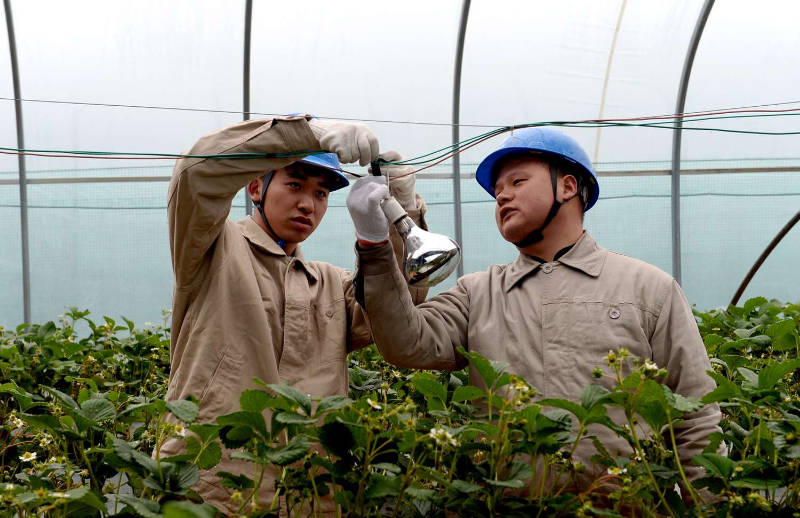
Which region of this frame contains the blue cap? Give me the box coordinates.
[475,127,599,211]
[298,152,349,191]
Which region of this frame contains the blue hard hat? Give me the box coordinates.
[475,127,599,211]
[298,152,349,191]
[285,111,349,191]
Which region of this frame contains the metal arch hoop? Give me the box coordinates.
[730,209,800,306]
[451,0,471,278]
[671,0,715,284]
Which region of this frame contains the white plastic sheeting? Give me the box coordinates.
[0,0,798,325]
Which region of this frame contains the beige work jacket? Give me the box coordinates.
[358,231,721,485]
[161,115,426,514]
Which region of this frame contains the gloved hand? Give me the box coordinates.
[308,119,379,166]
[368,151,417,210]
[346,175,390,243]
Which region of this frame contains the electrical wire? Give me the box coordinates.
[2,103,800,180]
[2,95,800,128]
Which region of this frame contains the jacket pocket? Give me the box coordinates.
[198,344,245,419]
[542,301,651,398]
[314,298,347,365]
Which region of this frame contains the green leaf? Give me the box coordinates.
[113,436,158,473]
[217,471,254,490]
[758,358,800,390]
[118,494,162,518]
[743,296,768,314]
[194,441,221,470]
[315,395,353,415]
[452,385,484,403]
[484,478,525,489]
[736,367,759,388]
[80,397,116,422]
[275,412,317,425]
[364,474,402,499]
[0,382,34,411]
[187,423,220,443]
[373,462,402,474]
[405,486,436,500]
[538,398,586,421]
[450,479,482,493]
[65,486,107,512]
[167,400,199,424]
[411,372,447,403]
[216,411,267,440]
[262,382,312,416]
[457,347,503,389]
[175,463,200,489]
[702,371,743,404]
[692,453,734,479]
[663,386,702,414]
[266,438,311,465]
[319,421,356,458]
[580,384,610,409]
[239,389,273,413]
[162,501,219,518]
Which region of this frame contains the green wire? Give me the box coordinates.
[4,111,800,167]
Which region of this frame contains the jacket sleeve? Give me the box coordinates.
[167,116,322,291]
[345,194,430,352]
[651,279,723,478]
[354,242,469,370]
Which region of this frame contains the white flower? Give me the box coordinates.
[607,466,627,475]
[39,433,53,447]
[173,424,186,437]
[20,451,37,463]
[4,483,15,491]
[428,427,458,447]
[144,322,153,327]
[8,416,24,430]
[366,398,381,410]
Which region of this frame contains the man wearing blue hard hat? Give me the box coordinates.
[349,126,721,496]
[162,114,428,513]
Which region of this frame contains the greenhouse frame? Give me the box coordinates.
[1,0,798,327]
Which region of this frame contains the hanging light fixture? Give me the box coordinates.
[372,161,461,287]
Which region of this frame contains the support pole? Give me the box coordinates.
[243,0,253,216]
[730,210,799,306]
[4,0,30,323]
[451,0,470,278]
[670,0,714,283]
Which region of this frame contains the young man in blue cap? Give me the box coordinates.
[347,127,721,495]
[162,115,427,513]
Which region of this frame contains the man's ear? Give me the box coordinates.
[560,173,579,201]
[247,177,262,203]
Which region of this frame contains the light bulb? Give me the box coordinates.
[380,197,461,287]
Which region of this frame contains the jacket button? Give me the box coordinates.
[609,308,621,319]
[325,310,334,318]
[541,263,553,274]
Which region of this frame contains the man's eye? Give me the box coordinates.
[513,178,525,186]
[288,182,301,189]
[317,190,328,199]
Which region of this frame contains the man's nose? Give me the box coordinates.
[297,193,314,213]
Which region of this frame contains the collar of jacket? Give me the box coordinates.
[503,231,606,292]
[238,217,318,283]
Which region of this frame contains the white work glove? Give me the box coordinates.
[346,175,390,242]
[308,119,379,166]
[368,151,417,210]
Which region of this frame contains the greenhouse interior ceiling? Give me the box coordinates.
[1,0,799,327]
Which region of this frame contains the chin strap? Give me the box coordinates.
[252,171,287,248]
[513,163,563,248]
